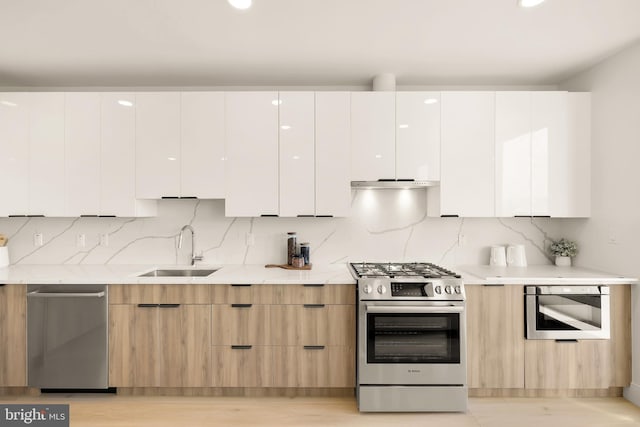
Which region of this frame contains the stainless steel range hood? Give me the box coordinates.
[351,179,439,189]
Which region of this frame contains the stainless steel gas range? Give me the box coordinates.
[349,262,467,412]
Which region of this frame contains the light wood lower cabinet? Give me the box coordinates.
[466,285,525,389]
[211,346,273,387]
[0,284,27,386]
[109,303,211,387]
[524,285,631,389]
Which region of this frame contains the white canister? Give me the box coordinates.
[489,246,507,267]
[0,247,9,268]
[507,244,527,267]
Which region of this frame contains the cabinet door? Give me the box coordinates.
[315,92,351,217]
[466,285,525,389]
[157,304,211,387]
[351,92,395,181]
[495,92,532,217]
[211,304,270,345]
[225,92,279,216]
[135,92,181,199]
[0,93,29,216]
[439,92,495,217]
[0,285,27,386]
[556,93,590,217]
[29,93,65,216]
[279,92,315,217]
[181,92,225,199]
[65,92,101,216]
[531,92,568,216]
[299,304,355,346]
[109,304,158,387]
[272,346,354,388]
[211,346,273,387]
[396,92,440,181]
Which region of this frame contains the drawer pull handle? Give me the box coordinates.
[231,284,252,287]
[303,304,325,308]
[231,345,253,350]
[303,284,324,287]
[137,304,159,308]
[231,304,253,308]
[303,345,325,350]
[159,304,180,308]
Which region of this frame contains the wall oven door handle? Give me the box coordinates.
[27,291,106,298]
[366,305,464,314]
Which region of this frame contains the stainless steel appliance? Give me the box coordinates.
[525,285,610,340]
[27,284,108,389]
[350,262,467,412]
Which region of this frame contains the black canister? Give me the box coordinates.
[300,242,310,265]
[287,232,297,265]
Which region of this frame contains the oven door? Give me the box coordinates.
[525,286,610,340]
[358,301,466,386]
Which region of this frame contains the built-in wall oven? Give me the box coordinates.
[350,263,467,413]
[525,285,610,340]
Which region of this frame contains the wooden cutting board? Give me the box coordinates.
[265,263,312,271]
[0,235,6,247]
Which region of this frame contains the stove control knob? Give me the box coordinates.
[377,285,387,295]
[363,284,372,294]
[454,285,462,294]
[434,285,442,294]
[445,285,452,294]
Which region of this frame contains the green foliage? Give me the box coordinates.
[549,238,578,257]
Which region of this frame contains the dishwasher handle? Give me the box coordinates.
[28,291,106,298]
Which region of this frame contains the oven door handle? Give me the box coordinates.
[366,305,464,314]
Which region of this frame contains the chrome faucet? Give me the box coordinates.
[178,225,203,266]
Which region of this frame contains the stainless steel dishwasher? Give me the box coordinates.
[27,284,108,389]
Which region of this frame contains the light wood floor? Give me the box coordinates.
[1,395,640,426]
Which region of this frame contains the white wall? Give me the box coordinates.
[0,192,561,267]
[560,40,640,405]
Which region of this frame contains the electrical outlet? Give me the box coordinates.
[76,234,86,248]
[99,233,109,247]
[33,233,43,247]
[245,232,255,246]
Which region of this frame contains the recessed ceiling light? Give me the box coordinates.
[117,100,134,107]
[519,0,545,8]
[228,0,252,10]
[423,98,438,105]
[1,100,18,107]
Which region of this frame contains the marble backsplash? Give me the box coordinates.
[0,190,564,267]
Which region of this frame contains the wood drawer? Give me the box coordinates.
[109,284,212,304]
[211,283,355,305]
[271,346,355,388]
[212,304,271,345]
[211,345,273,387]
[269,304,355,346]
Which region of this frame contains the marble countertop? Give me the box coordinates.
[458,265,637,285]
[0,263,634,286]
[0,263,357,285]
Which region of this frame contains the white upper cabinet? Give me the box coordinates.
[29,93,66,216]
[135,92,181,199]
[225,92,279,217]
[433,92,495,217]
[0,93,29,216]
[495,92,532,217]
[101,93,156,217]
[65,92,101,216]
[396,92,441,181]
[180,92,225,199]
[561,93,590,217]
[279,92,315,217]
[315,92,351,217]
[351,92,396,181]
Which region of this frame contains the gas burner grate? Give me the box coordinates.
[350,262,461,279]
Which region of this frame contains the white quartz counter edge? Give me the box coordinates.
[0,264,357,285]
[458,265,637,285]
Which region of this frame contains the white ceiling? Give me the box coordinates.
[1,0,640,87]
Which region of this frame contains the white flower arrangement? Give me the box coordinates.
[549,238,578,257]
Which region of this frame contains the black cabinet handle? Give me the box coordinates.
[303,284,324,287]
[483,284,505,287]
[231,284,252,287]
[231,304,252,308]
[514,215,531,218]
[533,215,551,218]
[8,214,27,217]
[303,345,325,350]
[441,214,459,218]
[159,304,180,308]
[180,196,197,199]
[0,284,6,287]
[80,214,99,218]
[231,345,253,350]
[137,304,159,308]
[315,215,334,218]
[27,215,45,217]
[303,304,325,308]
[555,339,578,343]
[99,215,116,218]
[260,214,279,217]
[297,215,314,218]
[161,196,180,199]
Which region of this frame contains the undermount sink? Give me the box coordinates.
[138,268,218,278]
